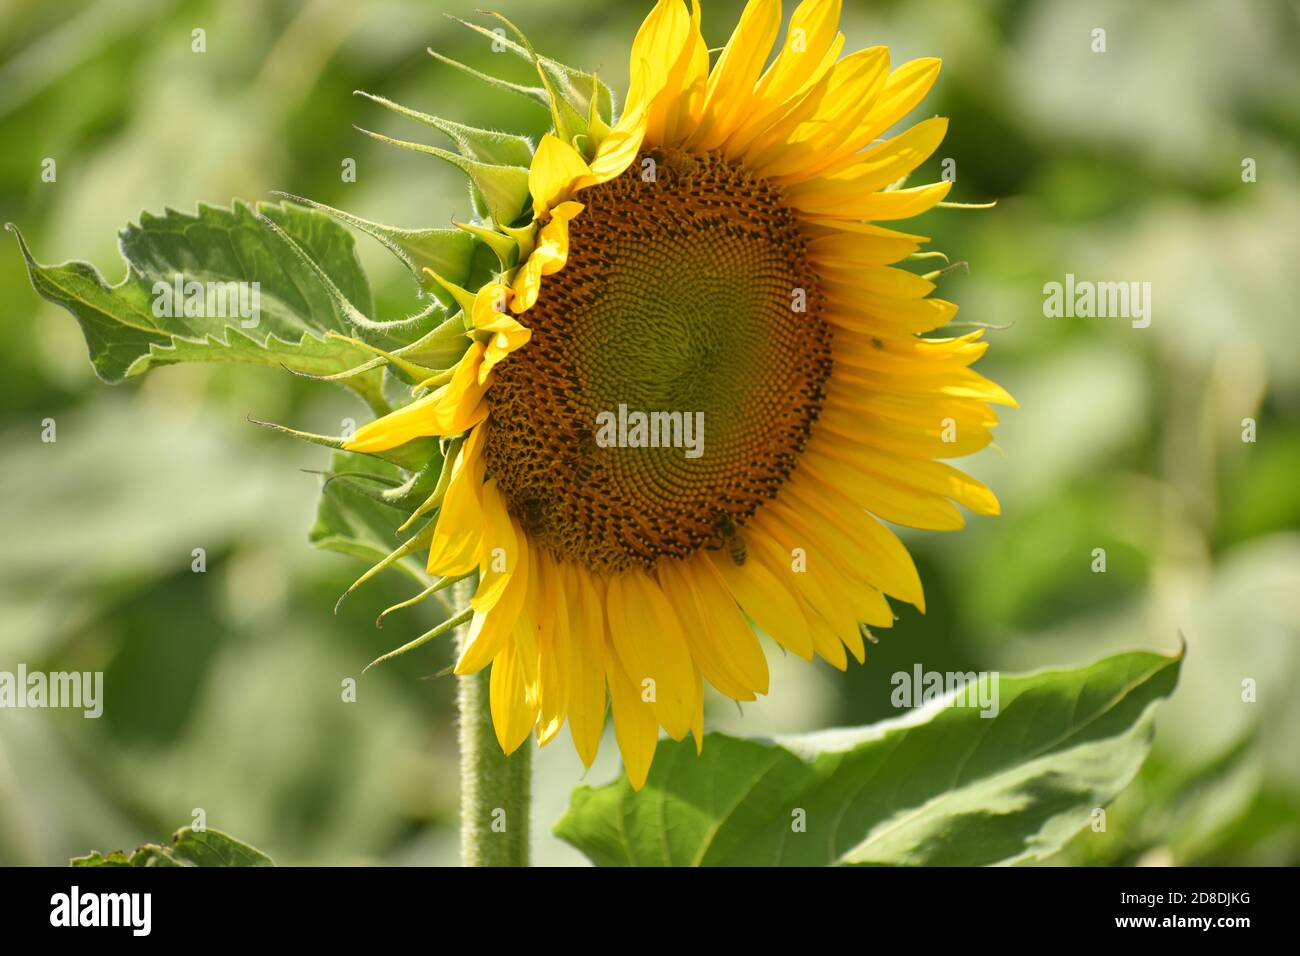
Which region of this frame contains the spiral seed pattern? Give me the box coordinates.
[484,148,832,573]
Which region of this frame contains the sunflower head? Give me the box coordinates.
[337,0,1015,789]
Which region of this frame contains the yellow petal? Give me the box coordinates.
[787,57,943,182]
[605,634,660,791]
[563,565,608,767]
[833,57,943,165]
[425,424,488,576]
[825,290,958,338]
[791,178,952,221]
[748,510,872,666]
[605,571,699,741]
[532,551,572,746]
[808,224,926,266]
[510,201,584,313]
[658,559,767,700]
[470,282,532,381]
[761,496,896,631]
[801,449,965,531]
[833,327,990,375]
[343,342,490,453]
[456,532,531,675]
[529,134,595,219]
[725,31,846,158]
[470,282,512,327]
[784,117,949,200]
[510,542,542,689]
[658,0,710,145]
[827,376,1001,431]
[490,639,538,755]
[805,438,1001,517]
[742,524,848,669]
[590,96,650,179]
[704,547,815,660]
[750,0,844,112]
[631,0,708,146]
[819,393,997,459]
[742,46,890,177]
[824,263,936,300]
[783,472,926,611]
[688,0,782,151]
[479,320,531,383]
[624,0,693,130]
[470,476,521,613]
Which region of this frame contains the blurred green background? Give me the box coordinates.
[1,0,1297,866]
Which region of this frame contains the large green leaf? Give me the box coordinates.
[71,827,273,867]
[556,648,1182,866]
[8,201,389,410]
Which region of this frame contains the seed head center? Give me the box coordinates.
[484,148,832,572]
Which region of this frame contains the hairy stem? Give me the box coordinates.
[453,576,530,866]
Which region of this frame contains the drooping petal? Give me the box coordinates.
[563,565,608,767]
[533,550,572,746]
[343,342,490,452]
[704,548,816,660]
[470,475,522,612]
[604,596,660,790]
[657,559,764,701]
[490,638,539,755]
[425,424,489,576]
[456,532,531,676]
[605,570,699,741]
[589,96,650,180]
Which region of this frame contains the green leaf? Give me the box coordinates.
[71,827,274,867]
[121,201,375,324]
[555,648,1183,866]
[8,201,390,410]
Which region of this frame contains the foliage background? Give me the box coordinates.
[0,0,1296,866]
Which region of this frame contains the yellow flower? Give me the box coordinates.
[345,0,1014,789]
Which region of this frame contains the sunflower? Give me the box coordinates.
[340,0,1014,789]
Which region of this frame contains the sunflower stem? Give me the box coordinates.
[453,575,531,866]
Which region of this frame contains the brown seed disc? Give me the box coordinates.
[483,147,832,573]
